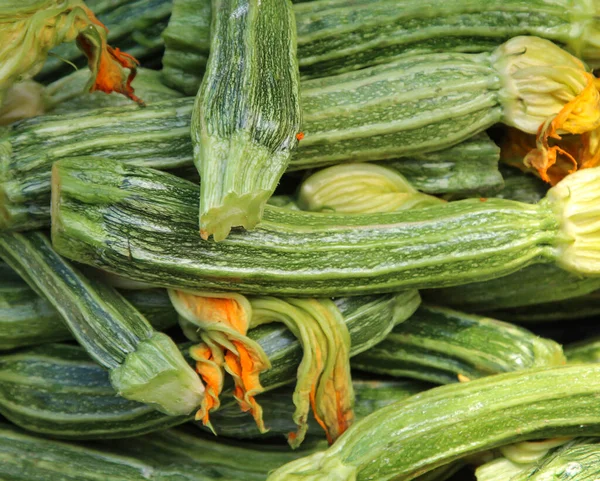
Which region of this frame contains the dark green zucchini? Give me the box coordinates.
[267,364,600,481]
[426,264,600,312]
[206,379,430,440]
[43,68,183,114]
[193,0,301,240]
[0,232,203,416]
[351,305,565,385]
[162,0,600,94]
[0,289,419,438]
[491,166,548,204]
[52,157,600,296]
[37,0,171,82]
[565,337,600,364]
[0,422,314,481]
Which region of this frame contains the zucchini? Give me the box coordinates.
[193,0,301,240]
[52,157,600,296]
[427,264,600,312]
[162,0,600,94]
[351,305,565,385]
[6,34,595,230]
[0,422,313,481]
[565,337,600,364]
[206,379,429,441]
[43,68,183,114]
[491,166,548,204]
[267,364,600,481]
[0,265,178,351]
[0,288,419,439]
[0,231,204,416]
[37,0,171,82]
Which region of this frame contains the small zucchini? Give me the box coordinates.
[193,0,301,240]
[52,158,600,296]
[0,231,203,416]
[267,364,600,481]
[351,305,565,385]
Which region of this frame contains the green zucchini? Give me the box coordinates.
[0,422,314,481]
[565,337,600,364]
[476,438,600,481]
[37,0,171,82]
[43,68,183,114]
[0,265,178,351]
[426,264,600,312]
[0,290,419,438]
[267,364,600,481]
[487,291,600,324]
[162,0,600,94]
[207,379,430,440]
[193,0,301,240]
[0,231,204,416]
[491,166,548,204]
[52,157,600,296]
[351,305,565,385]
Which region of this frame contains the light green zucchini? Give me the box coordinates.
[43,68,183,114]
[4,34,590,231]
[426,264,600,312]
[193,0,301,240]
[351,305,565,385]
[0,422,314,481]
[37,0,171,82]
[162,0,600,94]
[206,379,430,440]
[0,265,179,351]
[0,231,203,416]
[0,290,419,438]
[52,157,600,296]
[267,364,600,481]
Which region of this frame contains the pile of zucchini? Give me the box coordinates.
[2,0,600,480]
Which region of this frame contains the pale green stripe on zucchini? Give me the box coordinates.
[267,364,600,481]
[193,0,302,240]
[52,158,600,296]
[0,232,203,416]
[351,305,565,385]
[162,0,600,93]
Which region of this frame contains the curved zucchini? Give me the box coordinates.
[52,157,600,296]
[0,291,419,439]
[351,305,565,385]
[0,232,203,416]
[267,364,600,481]
[162,0,600,93]
[0,422,313,481]
[206,379,430,440]
[427,264,600,312]
[193,0,301,240]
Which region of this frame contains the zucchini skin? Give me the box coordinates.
[0,231,203,416]
[0,292,418,438]
[0,422,311,481]
[351,305,565,385]
[267,364,600,481]
[427,264,600,312]
[193,0,302,239]
[52,157,563,296]
[163,0,600,93]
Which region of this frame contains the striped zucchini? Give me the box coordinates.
[0,231,204,416]
[0,266,179,350]
[43,68,183,114]
[0,289,419,438]
[351,305,565,385]
[267,364,600,481]
[206,379,429,440]
[427,264,600,312]
[37,0,171,82]
[162,0,600,94]
[0,422,313,481]
[52,157,600,296]
[193,0,301,240]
